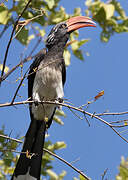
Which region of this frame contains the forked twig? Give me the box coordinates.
[0,99,128,143]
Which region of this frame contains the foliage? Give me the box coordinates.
[0,126,18,179]
[0,0,128,179]
[116,157,128,180]
[86,0,128,42]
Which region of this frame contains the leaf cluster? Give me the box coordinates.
[86,0,128,42]
[0,126,18,179]
[116,157,128,180]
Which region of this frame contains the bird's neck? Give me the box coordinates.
[47,41,67,58]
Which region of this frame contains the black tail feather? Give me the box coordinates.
[11,120,46,179]
[29,120,46,179]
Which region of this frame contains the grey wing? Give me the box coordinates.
[28,48,47,101]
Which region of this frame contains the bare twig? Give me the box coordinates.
[109,119,128,124]
[43,148,90,180]
[101,168,108,180]
[0,0,32,83]
[96,111,128,116]
[11,69,29,104]
[0,134,22,143]
[0,99,128,143]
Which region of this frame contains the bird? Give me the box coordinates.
[11,16,96,180]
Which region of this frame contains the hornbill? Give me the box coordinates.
[12,16,95,180]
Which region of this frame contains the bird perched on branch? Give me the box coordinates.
[12,16,95,180]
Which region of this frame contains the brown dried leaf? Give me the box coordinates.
[94,90,104,101]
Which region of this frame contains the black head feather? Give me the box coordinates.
[45,22,69,49]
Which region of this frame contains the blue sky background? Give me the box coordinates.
[0,0,128,179]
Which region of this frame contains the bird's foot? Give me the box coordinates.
[55,98,63,109]
[34,99,39,106]
[55,97,63,103]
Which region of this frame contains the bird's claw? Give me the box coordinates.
[34,100,39,106]
[56,98,63,103]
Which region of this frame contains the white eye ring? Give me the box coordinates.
[61,24,66,29]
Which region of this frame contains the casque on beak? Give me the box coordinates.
[66,16,96,32]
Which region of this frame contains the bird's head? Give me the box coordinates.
[46,16,96,49]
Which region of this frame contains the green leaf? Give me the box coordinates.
[102,4,115,19]
[45,0,55,9]
[63,49,71,66]
[71,39,89,51]
[3,152,13,166]
[58,170,67,179]
[73,50,84,60]
[54,141,66,150]
[53,115,64,125]
[16,0,28,14]
[0,7,11,25]
[3,166,14,175]
[0,64,9,74]
[116,157,128,180]
[74,7,81,16]
[111,0,126,19]
[48,6,68,24]
[16,27,29,45]
[46,169,58,179]
[27,34,35,43]
[39,29,46,37]
[80,174,88,180]
[94,6,106,23]
[55,109,66,117]
[47,141,66,151]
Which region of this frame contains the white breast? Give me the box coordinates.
[31,65,64,120]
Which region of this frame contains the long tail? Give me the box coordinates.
[11,119,46,180]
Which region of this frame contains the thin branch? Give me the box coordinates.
[0,0,32,83]
[110,124,128,128]
[101,168,108,180]
[96,111,128,116]
[43,148,90,180]
[0,134,22,143]
[0,99,128,143]
[109,119,128,124]
[11,69,29,104]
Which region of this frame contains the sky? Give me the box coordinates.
[0,0,128,180]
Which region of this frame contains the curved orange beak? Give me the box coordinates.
[66,16,96,32]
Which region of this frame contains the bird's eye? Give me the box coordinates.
[61,24,67,29]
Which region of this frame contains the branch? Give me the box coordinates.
[11,69,29,104]
[0,0,32,84]
[0,134,22,143]
[0,99,128,143]
[0,135,90,180]
[43,148,90,180]
[13,12,45,40]
[96,111,128,116]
